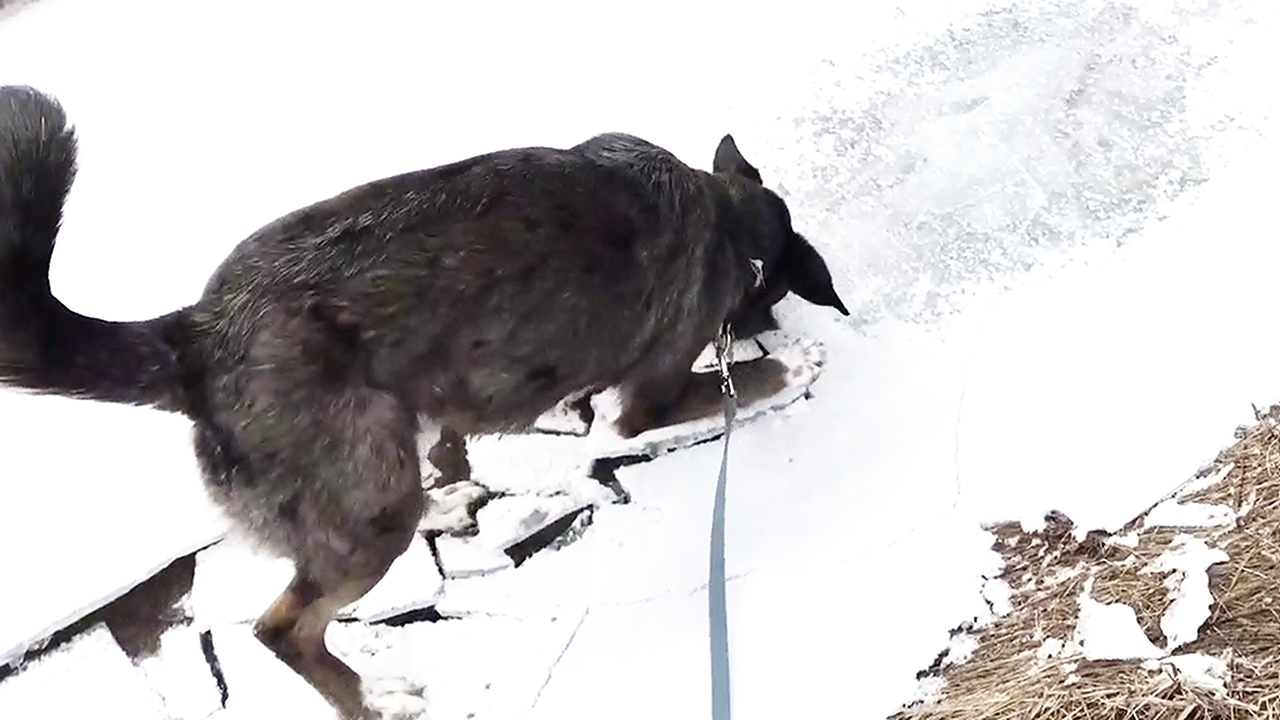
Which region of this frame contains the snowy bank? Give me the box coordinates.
[899,406,1280,719]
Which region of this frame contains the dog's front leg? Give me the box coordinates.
[426,425,471,487]
[614,357,788,438]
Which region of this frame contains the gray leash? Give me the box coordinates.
[709,323,737,720]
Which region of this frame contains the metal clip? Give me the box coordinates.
[714,323,736,398]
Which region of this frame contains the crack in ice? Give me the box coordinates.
[529,608,589,711]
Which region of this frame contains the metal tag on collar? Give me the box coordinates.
[748,258,764,288]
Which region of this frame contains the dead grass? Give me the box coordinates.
[893,404,1280,720]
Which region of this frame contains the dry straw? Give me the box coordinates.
[894,405,1280,719]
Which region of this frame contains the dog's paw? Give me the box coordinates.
[761,336,825,397]
[726,337,825,412]
[418,480,492,536]
[362,677,428,720]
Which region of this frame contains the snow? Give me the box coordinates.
[135,625,226,720]
[1073,579,1165,661]
[981,578,1014,617]
[0,0,1278,718]
[1148,535,1230,653]
[1160,652,1231,695]
[942,632,981,667]
[1142,463,1241,529]
[1143,501,1237,530]
[1171,462,1237,502]
[0,624,168,718]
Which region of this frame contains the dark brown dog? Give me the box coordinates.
[0,85,848,718]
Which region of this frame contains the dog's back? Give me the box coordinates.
[188,133,749,434]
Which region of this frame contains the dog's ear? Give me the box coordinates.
[713,134,763,184]
[783,234,850,316]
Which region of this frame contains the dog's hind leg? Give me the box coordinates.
[253,556,433,719]
[254,572,395,720]
[218,387,431,719]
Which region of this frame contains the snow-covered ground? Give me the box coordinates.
[1,0,1278,718]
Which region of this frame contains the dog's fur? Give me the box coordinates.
[0,85,848,718]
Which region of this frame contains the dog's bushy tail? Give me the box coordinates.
[0,85,184,411]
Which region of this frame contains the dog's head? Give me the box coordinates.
[711,134,850,336]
